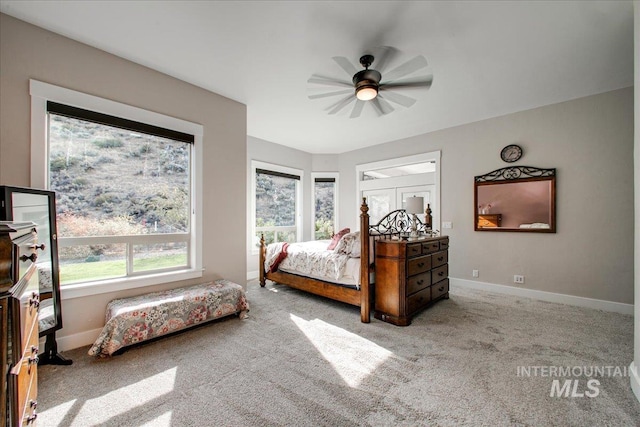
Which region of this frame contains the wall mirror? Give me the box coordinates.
[474,166,556,233]
[0,185,72,364]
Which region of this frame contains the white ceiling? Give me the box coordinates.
[0,1,634,154]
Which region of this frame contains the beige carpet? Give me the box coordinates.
[38,281,640,426]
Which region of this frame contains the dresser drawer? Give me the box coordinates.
[21,375,38,426]
[407,271,431,295]
[17,265,39,357]
[15,232,38,286]
[407,286,431,314]
[439,239,449,250]
[421,241,440,254]
[431,264,448,284]
[14,352,38,427]
[432,251,448,268]
[407,255,431,276]
[407,243,422,258]
[432,278,449,300]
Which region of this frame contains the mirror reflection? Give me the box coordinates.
[474,167,556,233]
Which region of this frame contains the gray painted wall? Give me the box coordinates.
[0,14,247,340]
[338,88,634,304]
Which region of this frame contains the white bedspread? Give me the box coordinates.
[267,240,361,288]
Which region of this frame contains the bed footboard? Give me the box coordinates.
[258,199,372,323]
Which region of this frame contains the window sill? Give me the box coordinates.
[60,268,204,300]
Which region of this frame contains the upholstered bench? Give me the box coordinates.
[88,279,249,357]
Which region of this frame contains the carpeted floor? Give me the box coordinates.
[38,282,640,426]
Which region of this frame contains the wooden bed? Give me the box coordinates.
[259,198,433,323]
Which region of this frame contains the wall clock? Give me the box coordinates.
[500,144,523,163]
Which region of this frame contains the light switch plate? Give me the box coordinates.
[442,221,452,229]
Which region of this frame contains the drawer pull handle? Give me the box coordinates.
[417,279,424,285]
[20,253,38,263]
[31,345,39,355]
[418,262,424,267]
[29,292,40,309]
[30,243,45,251]
[29,400,37,409]
[438,286,445,292]
[26,412,37,424]
[438,271,444,276]
[437,256,443,262]
[28,355,39,365]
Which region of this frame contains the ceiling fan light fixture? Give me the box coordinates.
[356,85,378,101]
[353,66,381,101]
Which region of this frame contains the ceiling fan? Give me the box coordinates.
[308,48,433,119]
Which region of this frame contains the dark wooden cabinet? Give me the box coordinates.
[1,222,40,427]
[374,236,449,326]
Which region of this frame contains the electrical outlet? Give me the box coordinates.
[514,275,525,284]
[472,269,479,278]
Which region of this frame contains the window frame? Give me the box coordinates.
[311,172,339,240]
[30,79,204,299]
[250,160,303,254]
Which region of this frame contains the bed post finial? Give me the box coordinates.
[425,203,432,230]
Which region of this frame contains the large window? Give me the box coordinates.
[30,80,203,297]
[312,173,338,240]
[252,161,302,248]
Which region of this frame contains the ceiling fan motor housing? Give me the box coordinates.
[353,69,382,91]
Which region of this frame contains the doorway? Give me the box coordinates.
[357,151,441,228]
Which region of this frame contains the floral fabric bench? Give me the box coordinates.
[88,279,249,357]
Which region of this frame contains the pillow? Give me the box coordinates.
[327,227,350,250]
[334,231,361,257]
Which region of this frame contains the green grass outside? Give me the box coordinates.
[60,253,187,284]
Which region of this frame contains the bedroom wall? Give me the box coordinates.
[0,14,247,346]
[246,135,313,277]
[338,87,634,305]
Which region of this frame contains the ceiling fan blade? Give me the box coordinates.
[332,56,358,77]
[308,89,353,100]
[371,97,395,116]
[377,96,395,115]
[372,46,399,73]
[381,75,433,90]
[350,100,365,118]
[327,94,356,115]
[308,75,352,88]
[378,91,417,108]
[383,56,428,82]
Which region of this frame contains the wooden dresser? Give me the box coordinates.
[1,222,40,427]
[374,236,449,326]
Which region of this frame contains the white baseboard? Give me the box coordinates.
[247,270,259,281]
[630,362,640,403]
[450,278,634,315]
[56,327,103,352]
